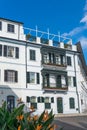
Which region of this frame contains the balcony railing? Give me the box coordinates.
[43,83,68,91]
[42,59,67,67]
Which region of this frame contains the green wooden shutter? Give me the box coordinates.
[4,45,7,57]
[15,47,19,58]
[26,96,30,103]
[36,73,40,84]
[73,77,76,87]
[0,45,2,56]
[15,71,18,82]
[4,70,8,81]
[27,72,30,83]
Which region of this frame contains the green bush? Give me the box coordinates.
[0,102,58,130]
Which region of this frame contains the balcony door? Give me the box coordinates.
[57,97,63,113]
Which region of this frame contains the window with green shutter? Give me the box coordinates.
[69,98,75,109]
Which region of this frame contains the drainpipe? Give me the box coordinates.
[73,53,80,113]
[25,39,27,88]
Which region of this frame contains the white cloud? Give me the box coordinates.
[80,15,87,23]
[62,0,87,37]
[78,37,87,49]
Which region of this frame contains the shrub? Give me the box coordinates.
[0,102,58,130]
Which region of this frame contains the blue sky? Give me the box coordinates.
[0,0,87,63]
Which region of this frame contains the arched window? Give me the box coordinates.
[69,98,75,109]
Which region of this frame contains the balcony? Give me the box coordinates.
[42,59,67,67]
[43,83,68,91]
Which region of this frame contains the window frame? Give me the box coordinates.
[4,70,18,83]
[7,24,15,33]
[69,97,75,109]
[30,49,36,61]
[67,56,72,66]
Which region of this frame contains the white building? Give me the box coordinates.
[0,18,87,114]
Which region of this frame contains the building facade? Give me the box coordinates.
[0,18,87,114]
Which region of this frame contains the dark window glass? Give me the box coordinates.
[7,24,14,33]
[69,98,75,109]
[4,70,18,83]
[36,73,40,84]
[73,77,76,87]
[67,56,71,66]
[30,50,36,60]
[0,21,2,30]
[0,45,2,56]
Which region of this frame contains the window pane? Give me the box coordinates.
[31,96,36,103]
[30,72,35,83]
[44,97,49,103]
[4,70,17,83]
[50,74,56,87]
[8,46,14,57]
[69,98,75,109]
[30,50,36,60]
[8,24,14,33]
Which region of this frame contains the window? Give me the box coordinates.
[4,45,19,58]
[44,97,51,109]
[67,56,71,66]
[44,74,49,87]
[0,21,2,30]
[69,98,75,109]
[50,74,56,87]
[55,55,61,64]
[27,72,40,84]
[7,24,14,33]
[73,77,76,87]
[4,70,18,83]
[30,49,36,60]
[30,96,37,109]
[43,54,48,63]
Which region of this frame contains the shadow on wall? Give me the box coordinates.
[0,85,19,112]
